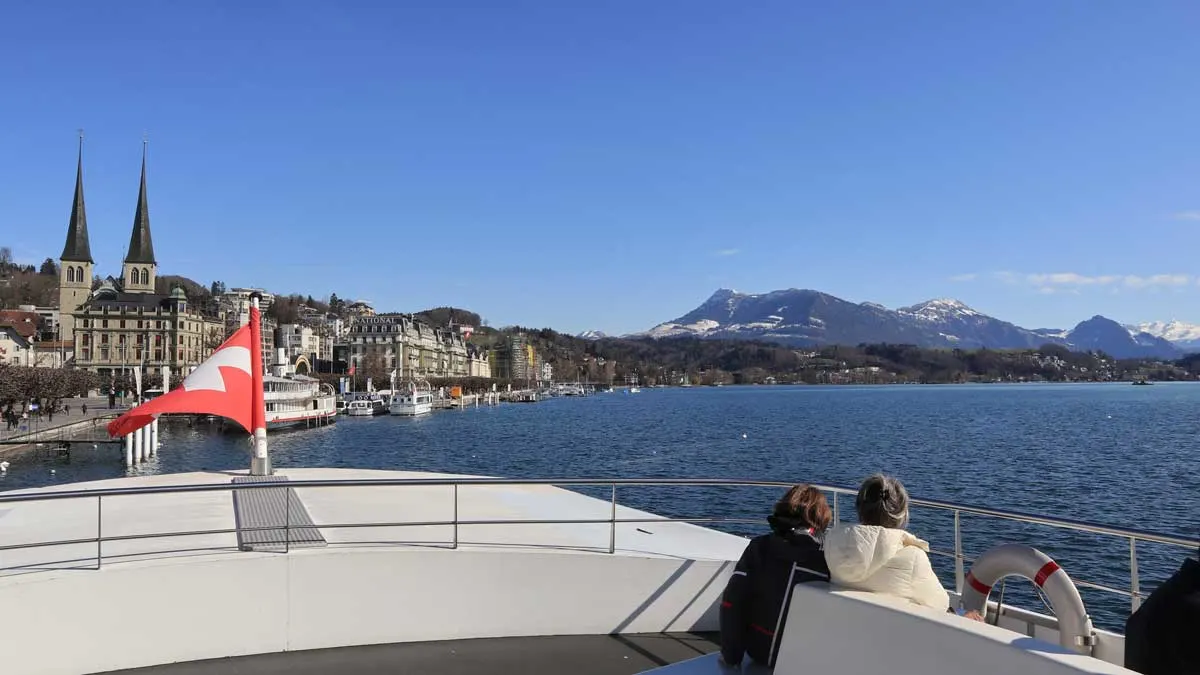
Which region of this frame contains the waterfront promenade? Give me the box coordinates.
[0,395,126,453]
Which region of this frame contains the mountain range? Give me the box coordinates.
[639,288,1194,360]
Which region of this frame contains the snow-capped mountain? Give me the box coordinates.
[895,298,1050,349]
[642,288,1186,359]
[576,330,609,340]
[643,288,935,346]
[1125,320,1200,351]
[1070,316,1182,359]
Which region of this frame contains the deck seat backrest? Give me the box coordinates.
[772,584,1136,675]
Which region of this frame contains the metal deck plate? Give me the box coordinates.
[231,475,327,551]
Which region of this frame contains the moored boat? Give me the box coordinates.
[389,377,434,416]
[264,349,337,430]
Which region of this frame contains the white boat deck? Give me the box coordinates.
[0,468,748,576]
[0,468,748,675]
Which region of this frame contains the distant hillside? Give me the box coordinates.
[494,326,1191,386]
[415,307,482,329]
[155,275,210,300]
[0,268,58,308]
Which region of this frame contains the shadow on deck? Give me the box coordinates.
[104,633,719,675]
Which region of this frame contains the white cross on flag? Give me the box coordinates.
[108,307,267,438]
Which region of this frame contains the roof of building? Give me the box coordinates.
[0,324,32,348]
[0,311,40,339]
[124,143,156,264]
[61,138,94,263]
[81,285,206,315]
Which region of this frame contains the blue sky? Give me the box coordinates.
[2,1,1199,335]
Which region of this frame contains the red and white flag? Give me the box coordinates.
[108,306,267,438]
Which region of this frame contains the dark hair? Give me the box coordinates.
[770,484,833,533]
[855,474,909,529]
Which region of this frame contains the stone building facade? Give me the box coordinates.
[344,314,473,379]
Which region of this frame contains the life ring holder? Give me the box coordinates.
[959,543,1096,654]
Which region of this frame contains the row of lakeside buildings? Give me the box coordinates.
[0,140,550,383]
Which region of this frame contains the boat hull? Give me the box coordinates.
[266,411,337,431]
[389,403,433,416]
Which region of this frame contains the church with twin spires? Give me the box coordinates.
[58,137,223,377]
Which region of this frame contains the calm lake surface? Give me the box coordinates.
[2,383,1197,630]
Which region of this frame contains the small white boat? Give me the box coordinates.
[345,400,375,417]
[390,380,434,417]
[628,386,641,394]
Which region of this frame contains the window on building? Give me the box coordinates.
[120,320,126,329]
[155,335,162,346]
[101,334,109,344]
[67,267,75,283]
[137,320,143,328]
[156,321,162,329]
[154,349,162,361]
[141,268,149,285]
[81,334,89,345]
[130,270,137,286]
[100,346,109,360]
[81,348,89,360]
[135,349,142,360]
[102,320,108,328]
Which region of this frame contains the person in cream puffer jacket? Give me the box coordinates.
[823,474,950,612]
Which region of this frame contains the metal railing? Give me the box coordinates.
[0,476,1194,616]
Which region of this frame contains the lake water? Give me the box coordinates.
[2,383,1197,631]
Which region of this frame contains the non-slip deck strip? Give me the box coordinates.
[231,475,327,551]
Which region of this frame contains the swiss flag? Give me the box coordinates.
[108,306,267,437]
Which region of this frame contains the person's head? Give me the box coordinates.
[768,484,833,534]
[855,474,910,529]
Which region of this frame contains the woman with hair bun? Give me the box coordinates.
[822,473,950,611]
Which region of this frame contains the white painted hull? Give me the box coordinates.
[266,410,337,430]
[389,402,432,416]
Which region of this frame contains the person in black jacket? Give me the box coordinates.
[719,484,832,668]
[1124,546,1200,675]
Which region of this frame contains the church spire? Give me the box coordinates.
[60,131,93,263]
[124,136,156,264]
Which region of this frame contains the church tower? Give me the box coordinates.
[58,133,94,343]
[122,139,157,294]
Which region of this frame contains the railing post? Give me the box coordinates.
[452,483,459,550]
[954,510,964,593]
[96,494,103,570]
[832,492,840,526]
[284,484,290,554]
[609,484,617,554]
[1129,537,1141,613]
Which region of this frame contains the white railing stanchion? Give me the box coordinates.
[1129,537,1141,613]
[832,492,840,526]
[284,484,290,554]
[954,510,965,593]
[96,494,102,570]
[452,483,459,549]
[609,484,617,554]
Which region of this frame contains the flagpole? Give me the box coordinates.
[249,294,270,475]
